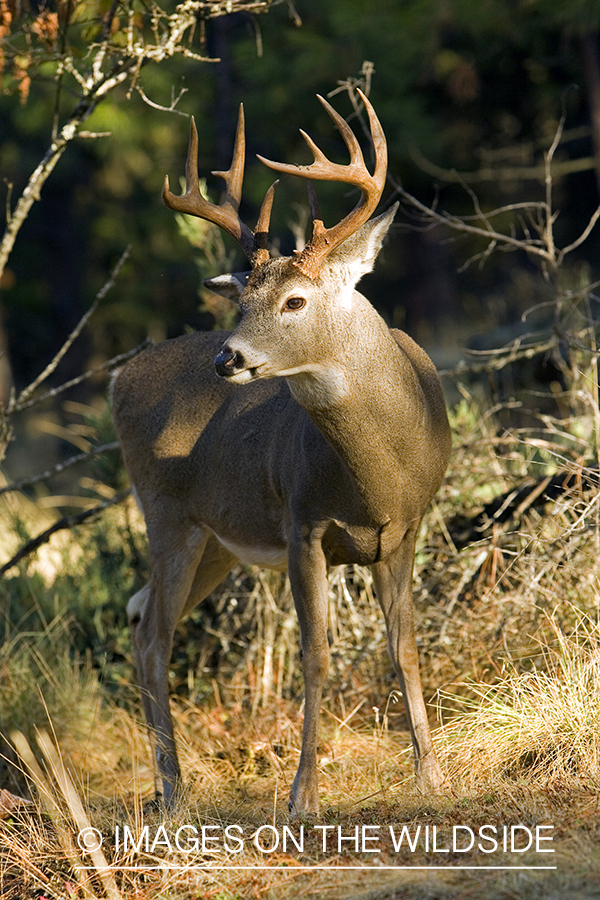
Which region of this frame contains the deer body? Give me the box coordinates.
[112,94,451,816]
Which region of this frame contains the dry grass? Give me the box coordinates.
[2,709,600,899]
[436,611,600,787]
[2,607,600,899]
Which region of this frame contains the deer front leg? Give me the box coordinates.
[127,520,209,807]
[372,532,444,793]
[128,582,181,805]
[287,532,330,819]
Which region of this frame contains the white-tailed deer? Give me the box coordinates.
[112,91,451,818]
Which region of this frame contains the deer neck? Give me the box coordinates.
[286,296,428,523]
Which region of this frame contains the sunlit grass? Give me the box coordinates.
[3,604,600,899]
[437,610,600,787]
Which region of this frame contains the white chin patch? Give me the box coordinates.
[227,368,256,384]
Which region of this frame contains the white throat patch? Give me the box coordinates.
[286,364,348,407]
[338,286,355,311]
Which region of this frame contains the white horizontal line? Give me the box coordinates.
[74,864,558,871]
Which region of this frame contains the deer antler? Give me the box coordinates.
[257,89,387,279]
[162,104,276,266]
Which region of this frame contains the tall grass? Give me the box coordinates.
[437,610,600,786]
[2,600,600,899]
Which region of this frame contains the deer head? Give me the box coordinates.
[162,91,395,391]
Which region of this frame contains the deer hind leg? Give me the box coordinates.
[372,531,444,793]
[128,522,236,807]
[287,532,330,819]
[181,535,237,619]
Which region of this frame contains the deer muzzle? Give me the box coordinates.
[215,346,245,378]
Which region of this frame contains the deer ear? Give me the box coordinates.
[325,202,398,286]
[203,272,250,301]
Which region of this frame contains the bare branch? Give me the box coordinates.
[391,104,600,278]
[0,442,121,497]
[450,201,547,221]
[285,1,302,27]
[558,204,600,262]
[0,65,134,285]
[391,176,552,263]
[0,0,277,286]
[542,107,567,269]
[438,335,559,380]
[135,83,190,116]
[3,179,13,227]
[15,339,152,414]
[0,489,131,577]
[77,131,113,140]
[327,61,376,150]
[409,145,596,184]
[16,246,131,408]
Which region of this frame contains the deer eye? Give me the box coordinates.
[283,296,306,312]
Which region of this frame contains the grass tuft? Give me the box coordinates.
[437,610,600,787]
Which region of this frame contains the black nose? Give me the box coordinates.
[215,346,244,377]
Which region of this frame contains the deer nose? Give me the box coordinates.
[215,346,244,377]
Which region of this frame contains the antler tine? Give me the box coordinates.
[256,95,365,182]
[257,90,387,279]
[306,179,321,222]
[253,180,279,266]
[162,107,256,261]
[313,93,366,173]
[211,103,245,214]
[357,88,387,184]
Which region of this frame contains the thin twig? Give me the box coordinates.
[285,0,302,27]
[0,488,131,576]
[543,107,567,269]
[391,177,552,262]
[0,442,120,496]
[438,335,559,380]
[135,83,191,115]
[16,246,131,408]
[409,145,596,184]
[3,179,13,226]
[15,339,152,413]
[558,204,600,262]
